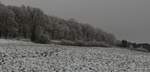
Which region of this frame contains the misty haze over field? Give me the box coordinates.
[1,0,150,43]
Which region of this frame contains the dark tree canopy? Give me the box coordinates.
[0,3,116,45]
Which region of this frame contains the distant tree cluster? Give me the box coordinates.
[116,40,150,52]
[0,2,116,46]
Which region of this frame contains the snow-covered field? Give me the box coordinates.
[0,39,150,72]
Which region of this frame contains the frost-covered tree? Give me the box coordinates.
[0,3,18,38]
[0,2,116,45]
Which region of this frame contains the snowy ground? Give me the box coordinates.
[0,39,150,72]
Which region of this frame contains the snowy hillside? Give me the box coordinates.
[0,39,150,72]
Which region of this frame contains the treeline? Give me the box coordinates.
[0,2,116,46]
[116,40,150,52]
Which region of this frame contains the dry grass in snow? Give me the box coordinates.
[0,39,150,72]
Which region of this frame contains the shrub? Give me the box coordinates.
[50,40,62,44]
[59,40,111,47]
[75,40,111,47]
[60,39,76,46]
[34,34,50,44]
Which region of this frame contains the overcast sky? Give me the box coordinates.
[1,0,150,43]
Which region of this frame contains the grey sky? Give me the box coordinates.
[1,0,150,43]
